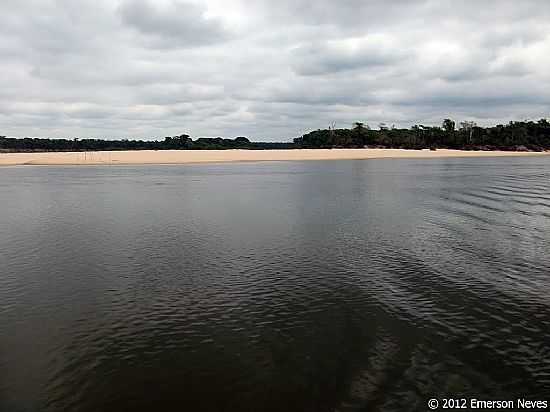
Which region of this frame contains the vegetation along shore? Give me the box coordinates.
[2,119,550,156]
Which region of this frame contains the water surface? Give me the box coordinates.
[1,158,549,411]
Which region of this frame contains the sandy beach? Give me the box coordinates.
[1,149,548,166]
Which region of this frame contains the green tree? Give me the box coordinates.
[442,119,455,133]
[460,121,477,145]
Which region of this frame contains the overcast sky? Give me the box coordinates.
[2,0,550,141]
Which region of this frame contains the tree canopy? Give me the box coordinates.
[0,135,292,152]
[294,119,550,151]
[2,119,550,152]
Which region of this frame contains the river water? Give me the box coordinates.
[1,157,549,411]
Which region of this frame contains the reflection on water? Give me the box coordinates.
[1,158,549,411]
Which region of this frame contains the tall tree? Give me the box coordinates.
[460,121,477,144]
[442,119,456,133]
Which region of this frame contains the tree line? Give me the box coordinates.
[294,119,550,151]
[0,134,294,152]
[1,119,550,152]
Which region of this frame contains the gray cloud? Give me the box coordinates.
[242,0,426,30]
[1,0,549,140]
[292,37,411,76]
[119,0,229,47]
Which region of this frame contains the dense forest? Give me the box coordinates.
[1,119,550,152]
[0,135,294,152]
[295,119,550,151]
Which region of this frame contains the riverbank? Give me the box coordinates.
[1,148,549,166]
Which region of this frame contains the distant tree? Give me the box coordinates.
[442,119,456,133]
[460,121,477,144]
[234,136,250,144]
[352,122,372,146]
[175,134,190,147]
[460,121,477,130]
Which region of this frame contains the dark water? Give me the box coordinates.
[1,158,549,412]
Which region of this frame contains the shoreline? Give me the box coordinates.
[1,148,549,166]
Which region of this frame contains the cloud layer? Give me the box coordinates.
[1,0,549,140]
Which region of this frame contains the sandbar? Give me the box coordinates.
[1,149,548,166]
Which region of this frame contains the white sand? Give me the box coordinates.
[0,149,548,166]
